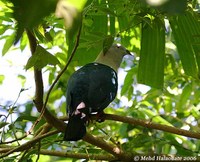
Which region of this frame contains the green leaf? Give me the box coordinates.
[119,123,128,137]
[138,17,165,89]
[17,75,26,87]
[121,68,135,97]
[20,32,28,51]
[175,83,193,112]
[0,25,11,35]
[15,115,37,122]
[9,0,57,43]
[0,122,9,129]
[169,11,199,78]
[164,97,173,113]
[157,0,187,14]
[103,35,114,54]
[0,75,5,84]
[185,11,200,77]
[140,108,173,126]
[92,15,108,35]
[2,33,15,55]
[25,45,60,70]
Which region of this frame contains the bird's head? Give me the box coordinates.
[105,43,131,56]
[95,44,132,72]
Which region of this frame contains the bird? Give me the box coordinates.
[64,44,131,141]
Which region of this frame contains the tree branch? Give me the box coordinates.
[0,130,59,158]
[40,150,116,161]
[1,112,199,160]
[26,29,66,134]
[0,131,132,161]
[60,114,200,139]
[26,22,83,135]
[26,30,43,111]
[83,133,133,161]
[104,114,200,139]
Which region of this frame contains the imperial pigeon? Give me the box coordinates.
[64,44,131,141]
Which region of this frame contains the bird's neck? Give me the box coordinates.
[95,51,123,72]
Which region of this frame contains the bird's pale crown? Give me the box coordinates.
[95,44,130,72]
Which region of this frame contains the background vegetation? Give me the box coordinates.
[0,0,200,161]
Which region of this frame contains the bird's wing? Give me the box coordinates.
[66,69,89,116]
[87,63,118,112]
[66,63,118,116]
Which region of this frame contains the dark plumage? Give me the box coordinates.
[64,44,130,141]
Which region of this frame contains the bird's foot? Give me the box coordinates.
[96,111,105,123]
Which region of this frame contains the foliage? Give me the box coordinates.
[0,0,200,161]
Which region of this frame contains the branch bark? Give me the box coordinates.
[1,113,199,160]
[104,114,200,139]
[83,133,133,161]
[40,150,116,161]
[26,29,43,111]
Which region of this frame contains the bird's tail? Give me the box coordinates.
[64,115,86,141]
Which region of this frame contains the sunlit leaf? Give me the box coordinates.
[25,45,60,70]
[0,25,11,35]
[15,115,37,122]
[19,32,28,51]
[0,75,5,84]
[2,33,15,55]
[17,75,26,87]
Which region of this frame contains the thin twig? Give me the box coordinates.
[36,140,41,162]
[42,23,82,113]
[0,134,27,144]
[0,130,59,158]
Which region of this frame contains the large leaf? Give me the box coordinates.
[155,0,187,14]
[138,17,165,89]
[9,0,57,43]
[169,11,199,78]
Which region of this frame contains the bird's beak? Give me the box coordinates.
[126,49,133,56]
